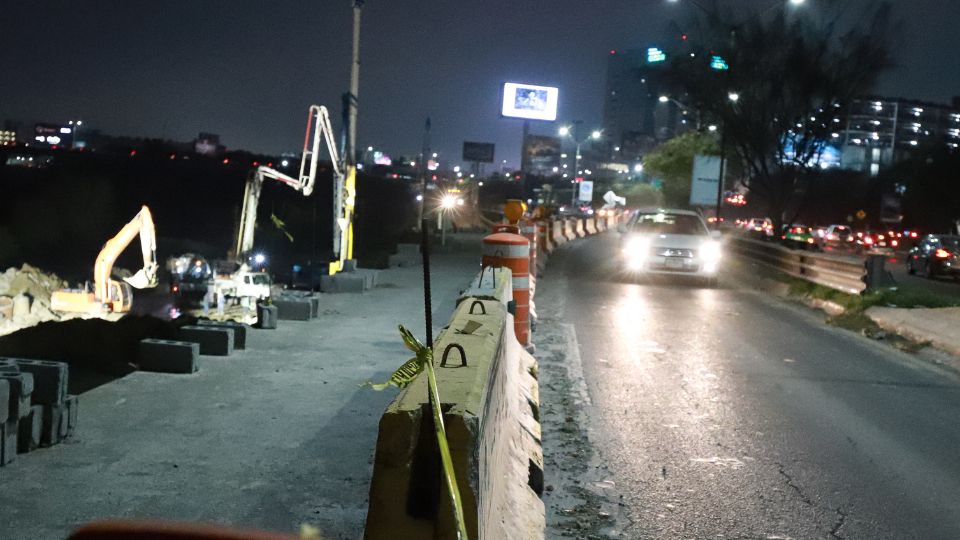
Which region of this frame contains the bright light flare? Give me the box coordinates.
[700,240,722,262]
[441,194,458,209]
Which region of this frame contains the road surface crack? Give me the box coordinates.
[775,462,815,507]
[830,507,848,539]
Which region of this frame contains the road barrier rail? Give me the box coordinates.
[729,236,867,294]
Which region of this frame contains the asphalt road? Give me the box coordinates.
[538,233,960,539]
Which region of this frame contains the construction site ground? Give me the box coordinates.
[0,237,480,540]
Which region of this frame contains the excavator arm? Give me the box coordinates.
[52,205,158,314]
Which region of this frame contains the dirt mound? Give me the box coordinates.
[0,264,74,336]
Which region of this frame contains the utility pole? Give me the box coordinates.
[332,0,363,274]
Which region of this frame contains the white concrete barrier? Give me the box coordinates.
[365,267,544,539]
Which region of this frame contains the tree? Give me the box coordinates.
[643,131,719,208]
[669,2,894,230]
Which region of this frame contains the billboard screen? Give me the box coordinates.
[690,155,721,206]
[501,82,559,121]
[462,141,495,163]
[522,135,562,174]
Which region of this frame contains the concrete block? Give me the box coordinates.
[342,259,358,272]
[178,326,234,356]
[40,402,64,446]
[273,299,312,321]
[3,357,68,405]
[1,419,17,465]
[18,404,42,453]
[138,339,200,373]
[309,295,320,318]
[196,320,247,349]
[320,273,365,294]
[65,395,78,436]
[256,304,278,329]
[0,379,8,424]
[0,372,33,420]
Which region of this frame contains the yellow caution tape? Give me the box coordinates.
[366,325,470,540]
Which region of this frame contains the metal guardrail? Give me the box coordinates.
[729,236,867,294]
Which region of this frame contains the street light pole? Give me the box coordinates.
[571,140,582,207]
[715,123,726,227]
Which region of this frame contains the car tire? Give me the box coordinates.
[907,259,915,275]
[925,261,935,280]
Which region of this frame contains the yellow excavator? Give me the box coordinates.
[51,205,159,314]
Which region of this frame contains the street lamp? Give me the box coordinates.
[713,91,740,227]
[438,193,459,246]
[558,120,601,207]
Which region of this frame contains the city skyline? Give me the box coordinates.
[2,0,958,167]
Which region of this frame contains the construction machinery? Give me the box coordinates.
[51,205,158,314]
[215,104,342,304]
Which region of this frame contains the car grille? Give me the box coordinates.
[655,248,695,258]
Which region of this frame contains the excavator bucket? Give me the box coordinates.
[123,269,157,289]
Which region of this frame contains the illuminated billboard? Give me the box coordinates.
[501,82,559,121]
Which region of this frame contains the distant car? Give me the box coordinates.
[619,209,722,286]
[853,229,896,253]
[820,224,853,247]
[906,234,960,279]
[744,217,774,238]
[781,225,820,250]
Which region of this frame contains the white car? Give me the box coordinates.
[620,209,722,286]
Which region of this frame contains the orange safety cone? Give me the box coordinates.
[481,230,531,347]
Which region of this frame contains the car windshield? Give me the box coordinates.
[632,213,707,235]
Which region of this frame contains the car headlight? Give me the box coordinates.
[700,240,722,262]
[624,236,651,257]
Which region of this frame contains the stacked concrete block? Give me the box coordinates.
[178,326,234,356]
[1,371,34,421]
[0,370,33,465]
[138,339,200,373]
[18,404,43,453]
[0,358,78,464]
[10,359,68,405]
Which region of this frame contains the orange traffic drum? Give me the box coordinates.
[481,231,531,346]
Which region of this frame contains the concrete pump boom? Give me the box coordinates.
[235,105,342,261]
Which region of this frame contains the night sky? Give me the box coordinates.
[2,1,958,168]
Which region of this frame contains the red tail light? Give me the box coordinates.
[935,249,952,259]
[864,237,874,245]
[891,240,899,247]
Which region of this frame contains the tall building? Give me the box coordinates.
[836,97,960,175]
[602,47,693,161]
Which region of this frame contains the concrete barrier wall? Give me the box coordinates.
[365,267,544,539]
